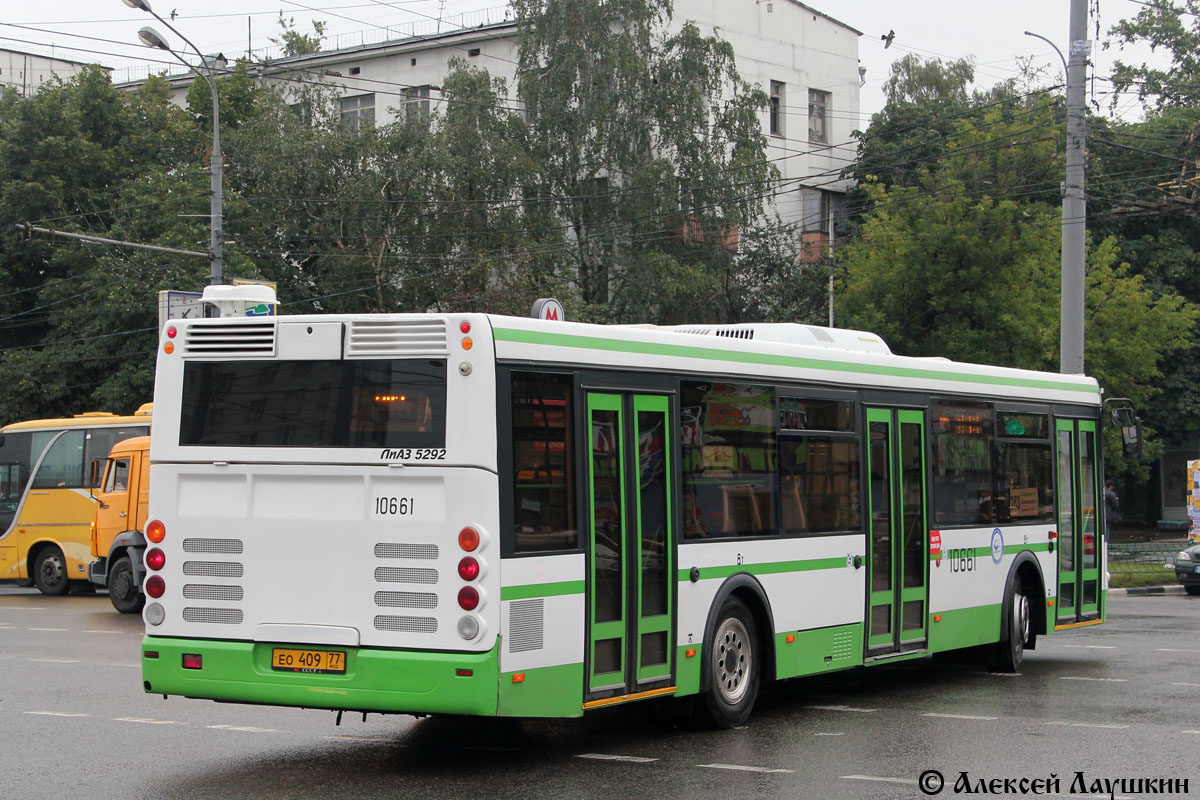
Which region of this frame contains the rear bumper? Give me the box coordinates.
[142,635,500,716]
[1175,565,1200,587]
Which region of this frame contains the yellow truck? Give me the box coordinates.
[88,435,150,613]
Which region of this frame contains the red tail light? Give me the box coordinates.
[145,575,165,598]
[182,653,202,670]
[457,586,479,611]
[145,548,165,571]
[458,556,480,581]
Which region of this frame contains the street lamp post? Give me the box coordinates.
[124,0,225,285]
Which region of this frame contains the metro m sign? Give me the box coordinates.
[531,297,565,321]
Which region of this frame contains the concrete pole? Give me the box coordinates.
[1061,0,1088,374]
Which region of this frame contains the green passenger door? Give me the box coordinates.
[865,408,930,656]
[585,393,675,701]
[1054,418,1102,624]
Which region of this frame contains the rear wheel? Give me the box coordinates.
[108,557,145,614]
[32,546,70,596]
[989,578,1030,672]
[701,598,760,728]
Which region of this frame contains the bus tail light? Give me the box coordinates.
[182,654,203,670]
[458,526,480,552]
[145,548,166,571]
[145,575,165,598]
[146,520,165,543]
[458,556,480,581]
[457,586,480,611]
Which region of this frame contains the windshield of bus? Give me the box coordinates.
[179,359,447,448]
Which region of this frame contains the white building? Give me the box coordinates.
[116,2,859,259]
[1,47,101,97]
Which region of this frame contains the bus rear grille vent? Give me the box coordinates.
[805,325,836,343]
[374,591,437,609]
[507,598,544,653]
[183,322,276,357]
[182,607,244,624]
[183,584,244,602]
[374,543,438,560]
[183,538,244,554]
[672,327,711,336]
[374,615,437,633]
[714,328,754,339]
[374,567,437,584]
[347,320,447,357]
[182,561,244,578]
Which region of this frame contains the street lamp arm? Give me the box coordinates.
[139,29,216,93]
[1023,30,1069,79]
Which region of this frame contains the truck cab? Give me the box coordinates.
[88,436,150,613]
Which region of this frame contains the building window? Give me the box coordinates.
[769,81,785,137]
[808,89,829,143]
[340,93,375,132]
[405,85,432,121]
[801,189,848,234]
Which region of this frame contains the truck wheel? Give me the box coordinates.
[33,546,70,596]
[108,557,145,614]
[701,598,760,728]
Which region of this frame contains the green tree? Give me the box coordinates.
[1108,0,1200,110]
[271,14,326,57]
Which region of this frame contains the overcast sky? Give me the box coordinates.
[1,0,1165,124]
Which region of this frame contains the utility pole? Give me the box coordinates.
[1061,0,1088,374]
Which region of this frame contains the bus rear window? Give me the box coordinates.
[180,359,446,448]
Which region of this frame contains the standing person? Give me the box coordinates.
[1104,479,1122,539]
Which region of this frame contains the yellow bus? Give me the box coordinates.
[0,405,151,595]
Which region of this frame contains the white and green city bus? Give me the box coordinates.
[140,310,1125,727]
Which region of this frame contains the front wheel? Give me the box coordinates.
[990,578,1030,672]
[108,557,145,614]
[701,598,760,728]
[33,546,70,596]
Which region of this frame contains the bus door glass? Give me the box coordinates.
[1055,418,1102,624]
[585,392,674,700]
[865,407,930,655]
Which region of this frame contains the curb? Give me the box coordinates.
[1108,584,1186,596]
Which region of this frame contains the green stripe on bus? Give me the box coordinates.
[501,580,586,601]
[678,557,848,583]
[493,328,1100,395]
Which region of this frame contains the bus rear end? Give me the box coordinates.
[141,314,500,716]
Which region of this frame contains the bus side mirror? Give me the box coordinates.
[1121,417,1143,461]
[89,458,105,489]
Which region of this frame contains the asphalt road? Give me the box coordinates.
[1,586,1197,800]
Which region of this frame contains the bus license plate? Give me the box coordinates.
[271,648,346,674]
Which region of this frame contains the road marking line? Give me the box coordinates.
[321,735,394,742]
[82,630,125,634]
[0,607,47,611]
[970,671,1023,677]
[103,663,140,668]
[29,658,79,663]
[24,711,91,717]
[1062,644,1116,649]
[1156,648,1200,653]
[207,725,283,733]
[699,763,793,774]
[921,713,999,720]
[842,775,918,786]
[813,732,845,736]
[27,628,67,632]
[1059,676,1126,682]
[805,704,878,713]
[576,754,658,763]
[1045,721,1129,729]
[1171,682,1200,687]
[1183,730,1200,735]
[114,717,184,725]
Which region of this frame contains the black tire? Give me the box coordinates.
[989,577,1030,672]
[107,556,145,614]
[701,598,760,728]
[1184,585,1200,597]
[32,546,70,596]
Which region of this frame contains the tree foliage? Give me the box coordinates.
[1108,0,1200,110]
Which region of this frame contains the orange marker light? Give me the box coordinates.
[512,673,525,684]
[163,342,174,354]
[934,614,942,623]
[458,526,480,552]
[461,337,473,351]
[785,634,795,643]
[1048,599,1055,607]
[146,520,166,543]
[685,648,696,658]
